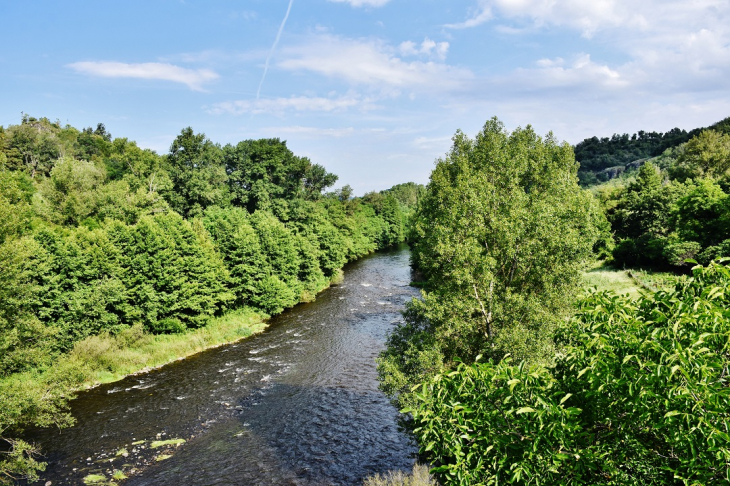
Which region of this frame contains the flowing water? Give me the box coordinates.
[26,244,419,485]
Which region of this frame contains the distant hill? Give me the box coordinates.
[576,116,730,186]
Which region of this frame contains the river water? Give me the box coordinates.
[27,244,419,485]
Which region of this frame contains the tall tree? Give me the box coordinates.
[165,127,229,218]
[379,118,603,407]
[224,138,337,212]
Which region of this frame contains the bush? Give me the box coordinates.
[663,240,701,267]
[409,262,730,485]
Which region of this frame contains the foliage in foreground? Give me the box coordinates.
[408,261,730,485]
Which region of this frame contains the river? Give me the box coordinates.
[26,244,419,485]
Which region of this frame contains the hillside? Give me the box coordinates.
[576,115,730,186]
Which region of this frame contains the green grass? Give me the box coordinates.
[363,464,437,486]
[68,307,267,388]
[582,261,640,297]
[628,268,685,292]
[582,261,683,299]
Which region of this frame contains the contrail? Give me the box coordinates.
[256,0,294,99]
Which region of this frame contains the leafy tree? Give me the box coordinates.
[34,156,105,225]
[670,130,730,181]
[673,178,730,247]
[202,206,269,307]
[0,170,33,243]
[379,118,602,407]
[223,138,336,212]
[3,118,62,178]
[26,226,129,350]
[609,162,679,239]
[165,127,229,217]
[75,125,112,161]
[107,213,233,332]
[303,162,338,200]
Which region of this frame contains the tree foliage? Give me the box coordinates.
[0,114,408,482]
[379,118,604,408]
[409,261,730,485]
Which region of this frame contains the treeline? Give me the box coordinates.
[379,117,730,485]
[575,115,730,185]
[594,127,730,270]
[0,115,416,483]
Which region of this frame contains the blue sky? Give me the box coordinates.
[2,0,729,193]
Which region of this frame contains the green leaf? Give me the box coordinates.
[516,407,536,414]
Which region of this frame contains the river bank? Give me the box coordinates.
[23,245,417,485]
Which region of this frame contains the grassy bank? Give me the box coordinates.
[0,307,269,484]
[68,307,268,388]
[582,260,640,297]
[582,260,684,297]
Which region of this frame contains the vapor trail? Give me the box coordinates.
[256,0,294,99]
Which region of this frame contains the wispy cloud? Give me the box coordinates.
[445,1,493,29]
[328,0,391,7]
[277,34,472,93]
[208,94,371,115]
[398,37,449,60]
[271,126,356,138]
[67,61,218,91]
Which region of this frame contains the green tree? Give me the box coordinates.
[3,118,62,178]
[33,156,106,225]
[670,129,730,181]
[223,138,336,212]
[107,213,233,332]
[379,118,602,407]
[202,206,269,307]
[165,127,229,217]
[673,178,730,247]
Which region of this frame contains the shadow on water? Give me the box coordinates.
[23,244,419,485]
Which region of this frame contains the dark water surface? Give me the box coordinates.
[27,245,418,485]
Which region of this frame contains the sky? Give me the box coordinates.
[2,0,729,194]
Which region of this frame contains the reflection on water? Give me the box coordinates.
[26,244,418,485]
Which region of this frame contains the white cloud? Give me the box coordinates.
[67,61,218,91]
[277,34,472,93]
[450,1,730,39]
[445,2,493,29]
[208,94,370,115]
[398,38,450,60]
[328,0,391,7]
[443,0,730,102]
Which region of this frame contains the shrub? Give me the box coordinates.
[409,262,730,485]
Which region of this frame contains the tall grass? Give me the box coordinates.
[582,261,640,297]
[363,464,437,486]
[67,308,268,387]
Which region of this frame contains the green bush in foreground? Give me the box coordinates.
[408,261,730,485]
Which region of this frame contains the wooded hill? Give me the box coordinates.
[575,115,730,186]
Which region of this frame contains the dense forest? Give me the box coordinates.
[575,116,730,186]
[0,115,420,483]
[378,116,730,485]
